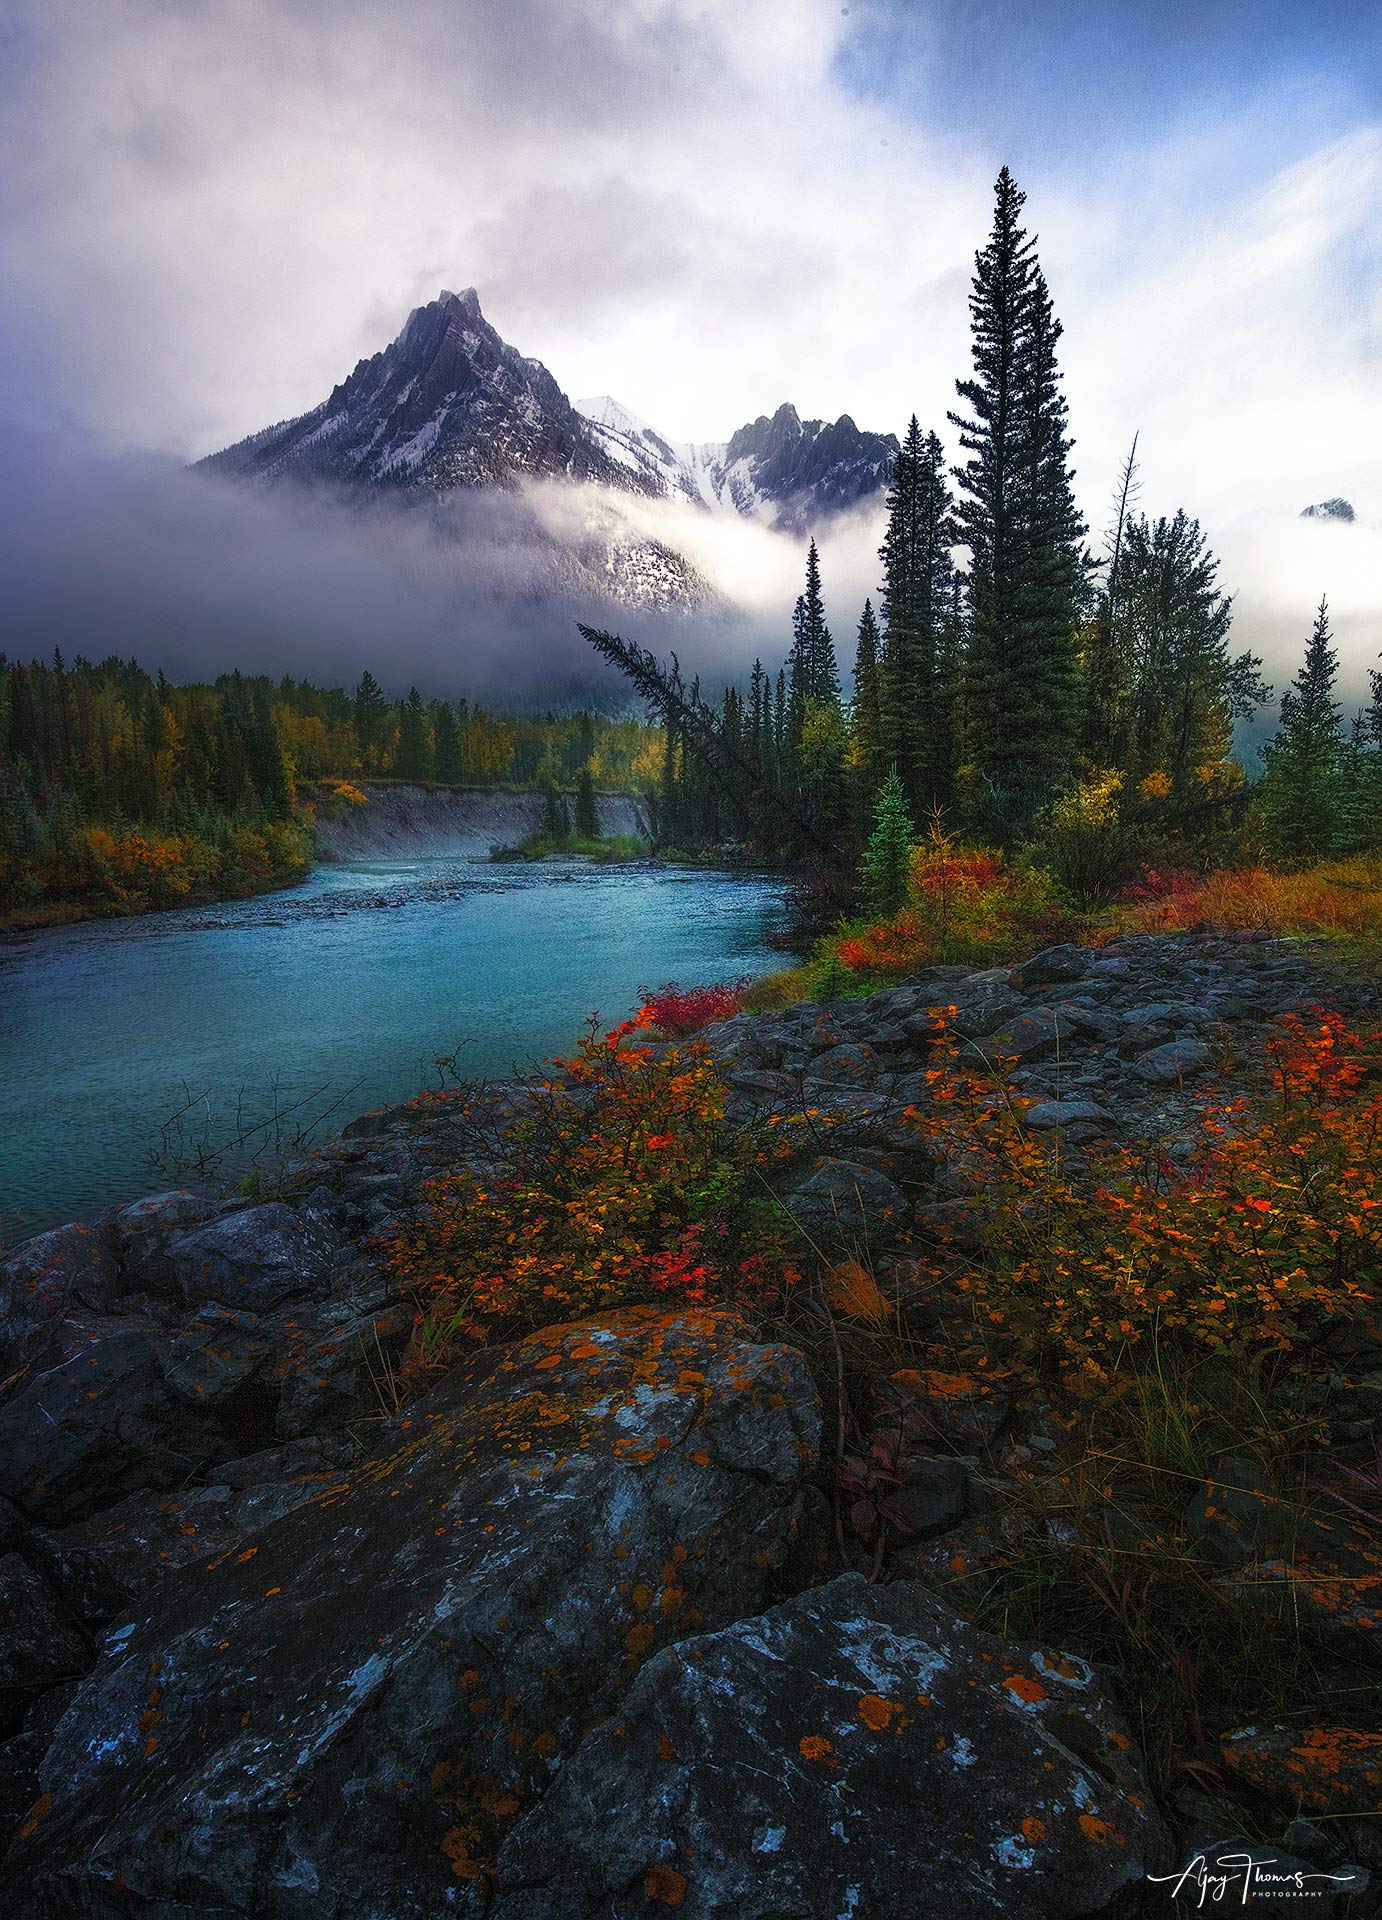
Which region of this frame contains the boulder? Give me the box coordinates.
[1220,1724,1382,1817]
[0,1225,121,1372]
[1023,1099,1114,1132]
[783,1159,908,1249]
[890,1451,968,1535]
[1010,944,1091,990]
[1133,1038,1211,1084]
[0,1331,212,1523]
[493,1574,1168,1918]
[0,1555,89,1735]
[1183,1454,1278,1567]
[948,986,1027,1040]
[3,1308,818,1918]
[991,1007,1077,1065]
[164,1202,344,1312]
[112,1190,218,1280]
[159,1303,274,1405]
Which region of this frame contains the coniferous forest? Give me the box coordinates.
[6,167,1382,934]
[623,169,1382,893]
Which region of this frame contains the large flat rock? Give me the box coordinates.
[495,1573,1169,1919]
[2,1307,818,1919]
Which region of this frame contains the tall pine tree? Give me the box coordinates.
[1260,597,1344,864]
[878,421,956,812]
[394,687,431,782]
[850,600,883,780]
[949,167,1086,834]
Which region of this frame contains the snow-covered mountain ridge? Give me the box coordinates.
[198,288,900,616]
[575,394,897,533]
[203,289,896,532]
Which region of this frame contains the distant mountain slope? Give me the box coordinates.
[577,395,897,532]
[199,287,899,616]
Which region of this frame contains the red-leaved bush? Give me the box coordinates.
[633,978,750,1037]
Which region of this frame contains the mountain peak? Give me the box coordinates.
[200,286,639,494]
[1300,497,1356,523]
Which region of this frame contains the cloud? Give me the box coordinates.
[1,0,1380,707]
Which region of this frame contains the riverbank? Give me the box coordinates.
[0,862,311,938]
[1,925,1378,1909]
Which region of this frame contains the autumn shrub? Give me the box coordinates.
[1034,770,1151,903]
[828,827,1085,982]
[1110,855,1382,955]
[633,977,750,1036]
[15,816,310,918]
[905,1010,1381,1381]
[384,1020,797,1375]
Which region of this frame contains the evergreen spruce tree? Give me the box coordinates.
[1119,511,1265,813]
[949,167,1086,833]
[786,594,809,772]
[1348,659,1382,849]
[353,670,388,770]
[574,764,599,839]
[878,422,956,811]
[394,687,431,782]
[801,538,840,706]
[860,767,915,916]
[541,775,571,842]
[747,658,769,772]
[850,599,883,776]
[249,683,292,818]
[1260,597,1344,864]
[431,700,463,784]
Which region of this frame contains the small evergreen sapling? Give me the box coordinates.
[860,767,915,915]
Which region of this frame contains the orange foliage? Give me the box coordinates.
[385,1021,797,1374]
[902,1011,1381,1376]
[1112,857,1382,949]
[832,836,1083,982]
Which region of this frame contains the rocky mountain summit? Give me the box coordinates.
[1,931,1378,1915]
[202,289,631,495]
[1300,498,1357,523]
[577,394,897,532]
[204,288,897,533]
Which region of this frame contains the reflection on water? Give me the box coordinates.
[0,859,786,1241]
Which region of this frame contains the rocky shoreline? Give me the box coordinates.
[1,930,1378,1915]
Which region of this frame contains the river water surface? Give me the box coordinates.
[0,859,787,1242]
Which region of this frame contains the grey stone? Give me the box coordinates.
[165,1202,345,1311]
[1023,1099,1114,1131]
[1010,944,1091,989]
[891,1451,968,1535]
[991,1007,1077,1064]
[1134,1038,1211,1083]
[783,1158,909,1248]
[494,1574,1168,1919]
[3,1309,819,1920]
[0,1226,122,1372]
[1184,1454,1278,1567]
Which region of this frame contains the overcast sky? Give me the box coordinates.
[2,0,1379,695]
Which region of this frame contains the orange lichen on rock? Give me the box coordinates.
[1222,1726,1382,1812]
[644,1863,687,1906]
[857,1694,900,1731]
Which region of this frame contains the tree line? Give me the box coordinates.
[596,166,1382,886]
[0,653,664,909]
